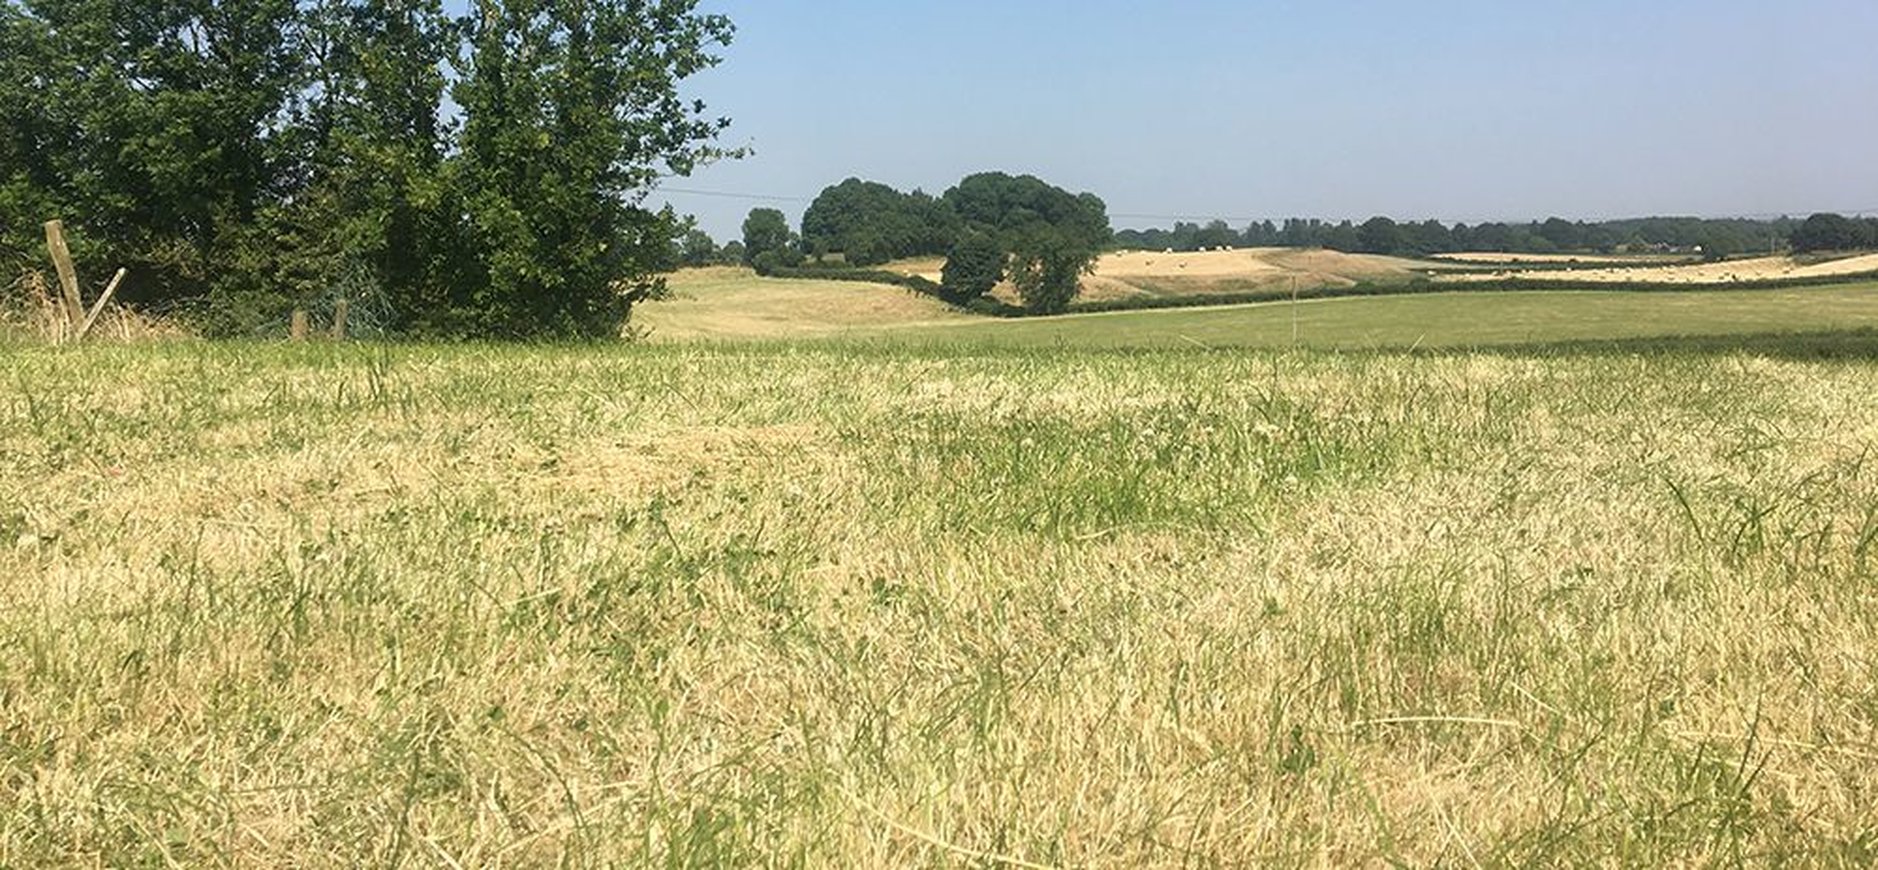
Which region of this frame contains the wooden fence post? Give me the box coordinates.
[43,220,85,336]
[75,268,127,341]
[330,299,349,341]
[291,309,309,341]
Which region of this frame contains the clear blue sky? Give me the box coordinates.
[483,1,1878,239]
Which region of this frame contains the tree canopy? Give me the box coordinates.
[942,172,1111,313]
[943,173,1111,250]
[677,228,722,267]
[939,234,1005,302]
[770,172,1110,313]
[801,178,956,266]
[1790,213,1877,253]
[0,0,737,338]
[740,207,795,268]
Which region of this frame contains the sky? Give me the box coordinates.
[615,1,1877,239]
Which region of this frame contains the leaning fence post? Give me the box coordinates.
[43,220,85,337]
[75,268,128,341]
[291,309,309,341]
[330,299,349,341]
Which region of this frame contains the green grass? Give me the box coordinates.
[867,283,1878,350]
[5,338,1878,865]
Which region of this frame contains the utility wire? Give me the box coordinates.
[651,184,1878,223]
[654,185,811,203]
[1109,212,1272,223]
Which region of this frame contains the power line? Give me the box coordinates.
[652,189,1269,222]
[654,185,811,203]
[1110,212,1272,223]
[651,184,1878,223]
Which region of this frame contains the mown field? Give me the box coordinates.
[5,337,1878,865]
[648,267,1878,351]
[869,248,1446,308]
[637,267,968,341]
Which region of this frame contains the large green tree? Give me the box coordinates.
[450,0,734,338]
[2,0,735,338]
[1007,230,1091,314]
[942,172,1110,313]
[1791,213,1874,253]
[1357,216,1402,255]
[282,0,457,333]
[0,0,304,312]
[802,177,959,265]
[940,233,1005,302]
[677,228,719,267]
[741,207,793,265]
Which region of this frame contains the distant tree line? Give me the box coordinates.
[1,0,735,338]
[682,193,1875,292]
[1113,215,1827,259]
[671,171,1878,315]
[1788,213,1878,254]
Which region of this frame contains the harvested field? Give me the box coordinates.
[1440,253,1878,285]
[874,248,1454,307]
[637,266,966,340]
[1098,247,1444,288]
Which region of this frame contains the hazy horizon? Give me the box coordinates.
[596,1,1876,239]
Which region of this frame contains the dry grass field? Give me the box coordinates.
[1439,253,1878,285]
[4,339,1878,865]
[635,267,966,341]
[1077,248,1446,303]
[868,248,1878,308]
[641,263,1878,350]
[1097,248,1438,282]
[876,248,1448,305]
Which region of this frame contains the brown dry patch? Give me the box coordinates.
[1440,253,1878,285]
[1098,248,1293,280]
[880,256,946,281]
[1093,248,1442,299]
[1072,274,1156,302]
[642,267,965,340]
[1257,247,1440,280]
[7,417,837,596]
[532,423,831,499]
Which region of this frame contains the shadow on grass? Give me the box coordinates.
[1446,328,1878,361]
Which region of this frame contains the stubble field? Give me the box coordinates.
[4,340,1878,865]
[1439,253,1878,285]
[879,248,1447,306]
